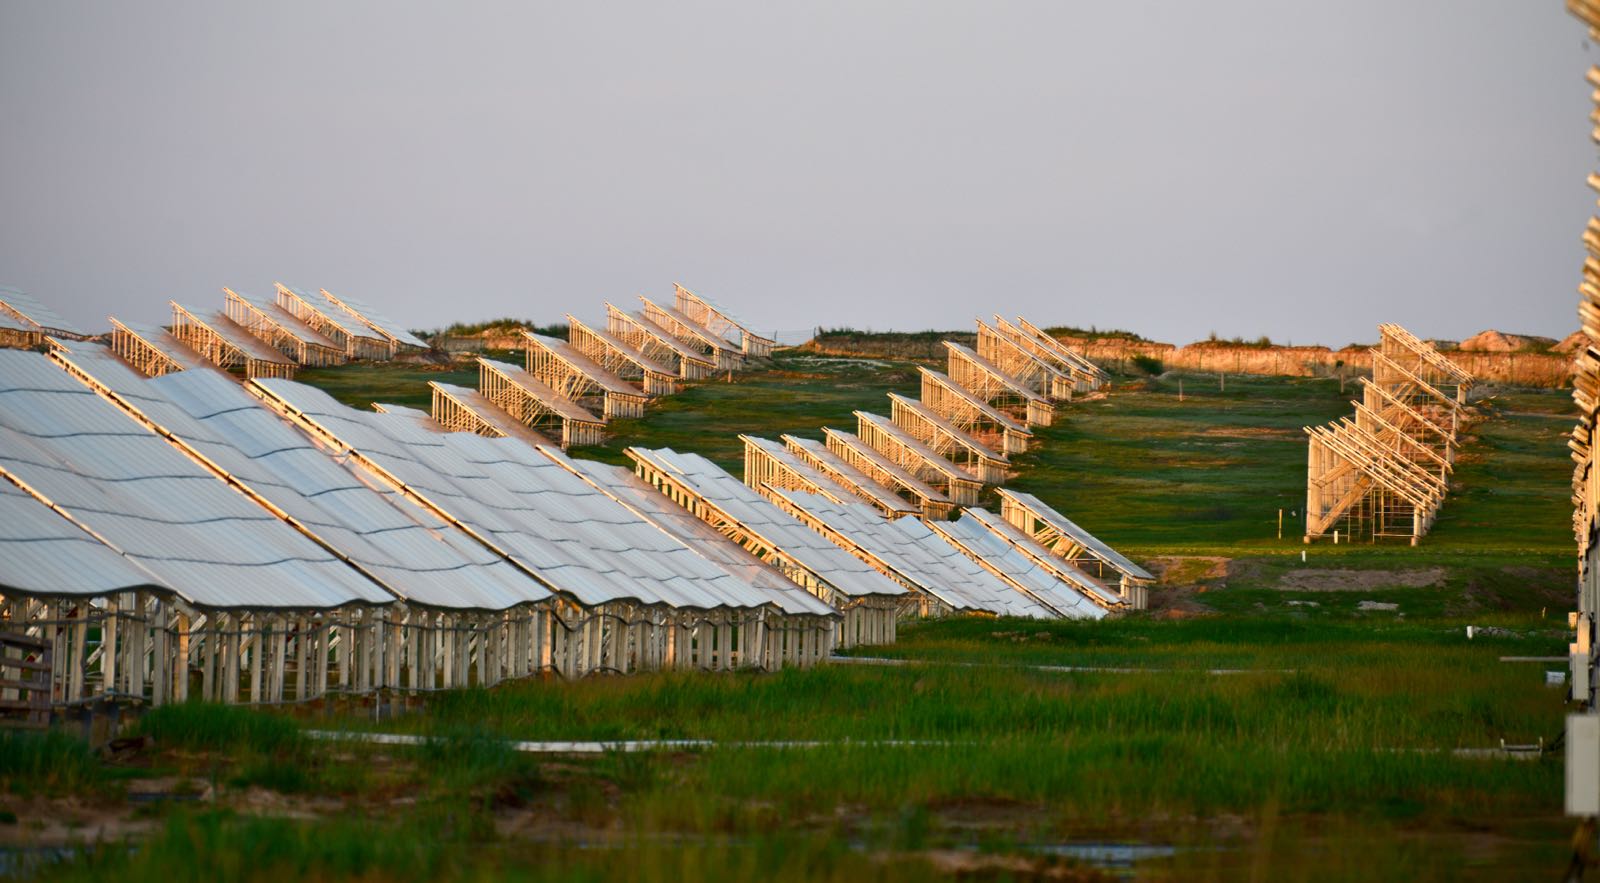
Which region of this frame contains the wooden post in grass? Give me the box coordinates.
[1278,509,1283,540]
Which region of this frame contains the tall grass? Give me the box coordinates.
[0,729,103,795]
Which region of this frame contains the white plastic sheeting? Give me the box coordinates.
[0,479,167,597]
[626,447,909,602]
[253,379,835,616]
[0,287,86,338]
[0,350,391,610]
[997,489,1154,582]
[962,508,1123,608]
[56,344,550,611]
[549,452,835,617]
[927,513,1107,620]
[768,489,1055,619]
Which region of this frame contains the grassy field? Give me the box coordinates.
[6,349,1577,880]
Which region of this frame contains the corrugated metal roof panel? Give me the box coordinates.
[627,447,908,601]
[0,350,390,609]
[964,509,1123,607]
[0,287,86,337]
[553,453,835,617]
[0,479,170,597]
[930,514,1106,619]
[769,489,1051,618]
[318,288,430,350]
[252,380,818,613]
[996,489,1154,582]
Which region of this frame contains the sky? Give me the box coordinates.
[1,1,1596,347]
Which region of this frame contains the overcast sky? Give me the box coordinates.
[1,1,1594,346]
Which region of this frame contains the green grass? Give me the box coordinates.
[578,350,923,472]
[0,729,104,796]
[292,349,524,413]
[24,617,1573,880]
[142,350,1583,880]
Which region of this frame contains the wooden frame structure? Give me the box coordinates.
[674,283,776,358]
[0,288,89,341]
[959,508,1125,610]
[108,318,190,378]
[823,428,956,519]
[918,367,1031,455]
[275,283,392,360]
[997,488,1154,605]
[1014,317,1107,389]
[523,332,649,419]
[639,295,744,372]
[169,302,298,379]
[319,288,431,354]
[429,381,555,448]
[761,494,952,619]
[605,303,718,380]
[991,317,1096,392]
[742,435,871,507]
[1303,324,1473,544]
[476,358,606,448]
[976,320,1075,400]
[853,411,984,507]
[625,448,902,647]
[224,288,346,367]
[566,315,683,396]
[887,392,1010,484]
[944,341,1055,426]
[781,435,921,518]
[0,314,45,350]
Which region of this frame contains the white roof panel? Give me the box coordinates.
[554,453,835,617]
[997,489,1154,582]
[251,379,819,613]
[0,287,86,337]
[769,489,1052,618]
[626,447,908,601]
[319,288,430,350]
[0,479,169,597]
[0,350,390,610]
[931,513,1106,619]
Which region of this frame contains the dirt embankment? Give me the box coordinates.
[800,331,1577,388]
[799,332,977,361]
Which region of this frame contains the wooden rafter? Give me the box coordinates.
[975,320,1074,400]
[476,358,605,448]
[918,367,1031,455]
[944,341,1055,427]
[223,288,345,367]
[605,303,718,380]
[523,332,649,419]
[566,315,682,396]
[780,435,921,518]
[638,296,743,371]
[887,393,1009,484]
[822,428,955,519]
[674,284,775,357]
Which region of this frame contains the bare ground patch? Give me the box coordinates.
[1274,567,1447,592]
[1145,556,1229,586]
